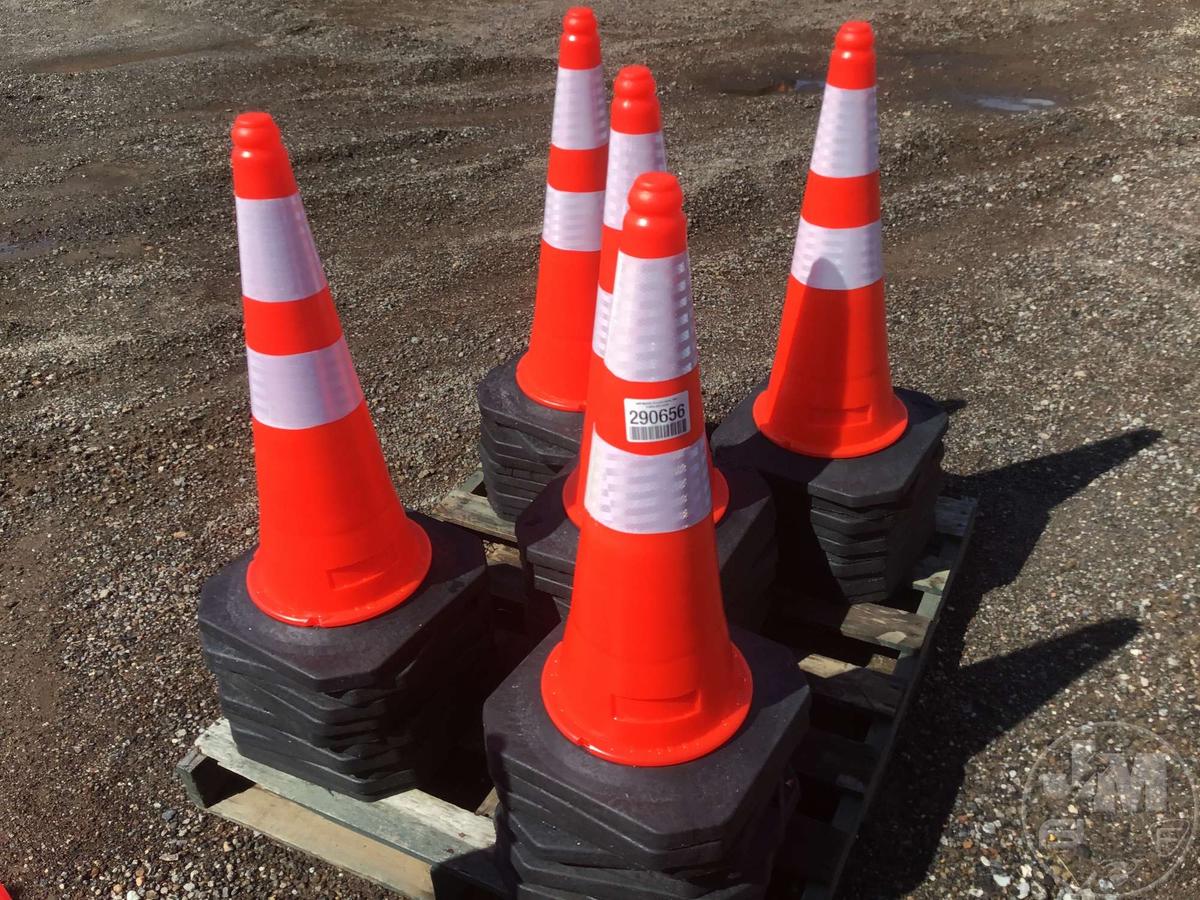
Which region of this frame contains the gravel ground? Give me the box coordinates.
[1,0,1198,898]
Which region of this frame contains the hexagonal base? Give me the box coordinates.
[497,770,797,880]
[197,513,489,693]
[482,626,809,870]
[478,356,585,452]
[711,384,947,509]
[496,803,780,898]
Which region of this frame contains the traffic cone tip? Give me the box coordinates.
[828,19,876,89]
[230,110,298,200]
[836,20,874,51]
[621,171,687,258]
[559,7,601,69]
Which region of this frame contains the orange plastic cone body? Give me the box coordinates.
[541,173,752,767]
[562,66,728,527]
[515,8,608,412]
[753,21,908,458]
[231,112,431,628]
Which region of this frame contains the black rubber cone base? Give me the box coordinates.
[480,435,565,478]
[233,738,429,800]
[482,626,810,871]
[515,468,777,630]
[497,772,798,879]
[206,617,492,727]
[498,829,768,899]
[710,383,947,509]
[478,357,585,452]
[215,650,492,747]
[482,419,577,470]
[198,513,488,693]
[480,444,561,486]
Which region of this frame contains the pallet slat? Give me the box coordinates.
[192,721,505,893]
[432,471,518,546]
[801,603,931,653]
[796,652,904,718]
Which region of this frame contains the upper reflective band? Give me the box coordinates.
[810,85,879,179]
[246,337,363,430]
[603,131,667,230]
[591,285,613,358]
[584,430,711,534]
[791,219,882,290]
[551,65,608,151]
[543,185,604,252]
[605,252,696,383]
[236,194,327,303]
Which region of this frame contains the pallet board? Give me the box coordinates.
[769,495,977,899]
[431,470,518,547]
[179,470,975,900]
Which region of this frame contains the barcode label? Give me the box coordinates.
[625,391,691,443]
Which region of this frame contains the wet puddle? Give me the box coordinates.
[970,95,1056,112]
[715,76,822,97]
[0,238,54,261]
[707,49,1062,114]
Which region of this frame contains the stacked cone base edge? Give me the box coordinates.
[482,625,811,871]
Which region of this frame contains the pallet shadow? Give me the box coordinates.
[838,428,1158,898]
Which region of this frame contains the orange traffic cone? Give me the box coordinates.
[541,172,752,766]
[752,21,908,458]
[232,111,432,628]
[561,63,663,524]
[515,7,608,413]
[561,64,728,526]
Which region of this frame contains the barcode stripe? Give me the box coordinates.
[629,419,688,442]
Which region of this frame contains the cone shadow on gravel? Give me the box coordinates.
[837,428,1159,898]
[955,428,1160,601]
[840,617,1140,899]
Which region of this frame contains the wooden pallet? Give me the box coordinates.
[178,471,975,900]
[768,495,977,899]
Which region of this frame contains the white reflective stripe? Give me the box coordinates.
[591,285,613,358]
[810,85,879,179]
[605,252,696,383]
[551,65,608,150]
[584,430,711,534]
[790,219,882,290]
[542,185,604,252]
[235,195,327,303]
[246,338,363,430]
[602,131,667,230]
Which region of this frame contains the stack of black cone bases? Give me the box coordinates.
[515,467,779,631]
[478,358,584,522]
[484,629,810,900]
[198,516,492,800]
[713,386,947,605]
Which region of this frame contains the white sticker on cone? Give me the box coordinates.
[624,391,690,443]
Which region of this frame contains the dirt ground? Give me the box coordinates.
[1,0,1198,897]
